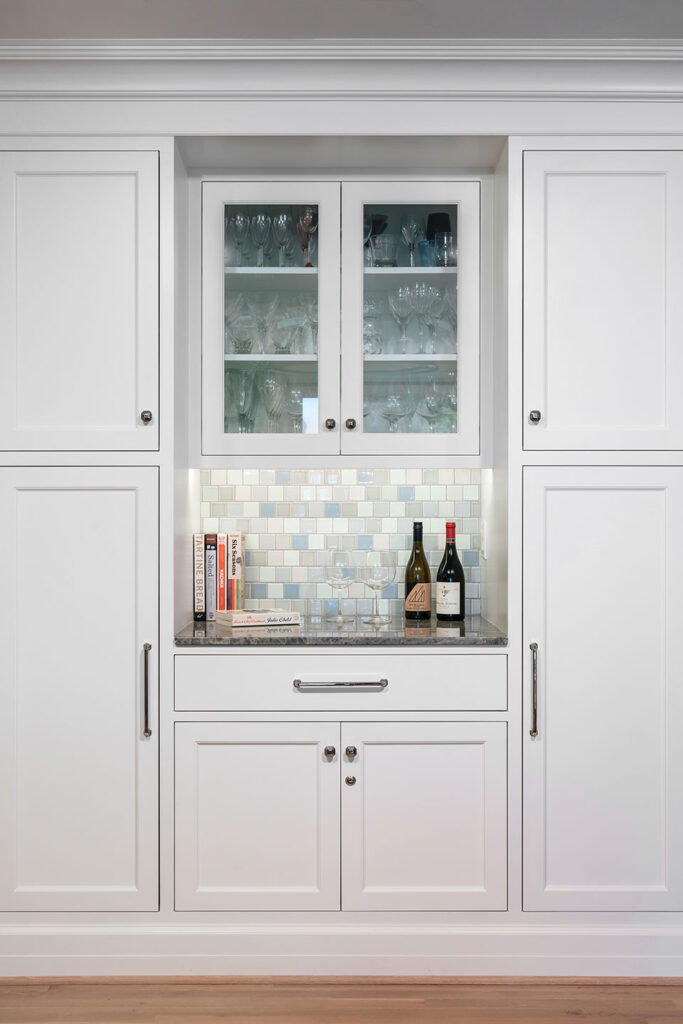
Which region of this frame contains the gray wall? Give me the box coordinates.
[1,0,683,40]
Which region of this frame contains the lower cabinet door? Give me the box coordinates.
[0,467,158,911]
[341,722,507,911]
[523,466,683,911]
[175,722,341,911]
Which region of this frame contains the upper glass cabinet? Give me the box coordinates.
[202,179,479,457]
[341,182,480,456]
[202,181,341,456]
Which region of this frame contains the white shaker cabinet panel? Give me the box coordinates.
[0,467,158,911]
[175,722,341,911]
[341,722,507,911]
[523,467,683,911]
[523,151,683,450]
[0,151,159,450]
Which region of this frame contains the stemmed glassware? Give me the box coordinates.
[379,383,416,433]
[272,210,293,268]
[325,550,355,624]
[442,367,457,432]
[283,381,305,433]
[388,286,413,354]
[250,213,271,269]
[225,211,250,266]
[360,552,396,625]
[408,282,431,353]
[225,368,256,434]
[297,206,318,268]
[400,215,422,268]
[245,292,279,353]
[261,370,284,432]
[417,374,444,432]
[363,295,383,355]
[424,285,445,354]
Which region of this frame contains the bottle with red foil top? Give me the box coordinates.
[436,521,465,622]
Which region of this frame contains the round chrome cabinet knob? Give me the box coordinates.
[528,410,542,424]
[325,418,336,430]
[140,410,153,424]
[345,746,357,759]
[345,418,357,430]
[345,775,357,786]
[324,745,336,758]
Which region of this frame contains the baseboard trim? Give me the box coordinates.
[3,974,683,986]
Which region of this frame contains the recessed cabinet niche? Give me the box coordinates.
[201,179,480,457]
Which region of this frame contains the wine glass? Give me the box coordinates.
[441,367,457,432]
[250,213,271,268]
[324,550,355,624]
[379,383,416,433]
[297,206,318,268]
[272,210,292,267]
[408,281,431,354]
[226,211,250,266]
[400,215,422,267]
[360,552,396,625]
[261,370,284,432]
[283,381,305,432]
[388,286,413,354]
[270,321,296,354]
[225,368,257,434]
[424,285,445,354]
[417,374,444,432]
[227,315,255,354]
[245,292,279,353]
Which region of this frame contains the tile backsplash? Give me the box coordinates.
[199,468,481,619]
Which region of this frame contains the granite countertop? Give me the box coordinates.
[175,616,507,647]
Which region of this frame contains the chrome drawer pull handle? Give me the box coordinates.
[293,678,388,691]
[529,642,538,738]
[143,642,152,738]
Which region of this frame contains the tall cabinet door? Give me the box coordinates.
[0,467,158,910]
[524,150,683,450]
[0,150,159,450]
[341,722,507,911]
[175,722,341,911]
[523,467,683,911]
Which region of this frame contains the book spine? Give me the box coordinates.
[205,534,217,622]
[227,531,245,611]
[193,533,206,621]
[217,534,227,613]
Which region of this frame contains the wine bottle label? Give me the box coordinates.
[436,582,461,615]
[405,583,431,613]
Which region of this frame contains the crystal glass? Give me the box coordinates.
[408,281,431,354]
[297,206,318,268]
[272,210,293,268]
[388,286,413,354]
[441,367,457,432]
[372,234,399,268]
[325,550,355,624]
[360,552,396,625]
[417,374,444,432]
[225,367,257,434]
[261,370,284,432]
[401,216,422,267]
[283,381,305,433]
[435,231,457,268]
[225,211,250,266]
[227,315,255,355]
[245,292,279,353]
[424,285,445,355]
[250,213,271,269]
[379,382,416,433]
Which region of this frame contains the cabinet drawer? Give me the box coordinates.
[174,653,507,712]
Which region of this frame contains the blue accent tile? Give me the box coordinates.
[357,535,373,550]
[260,502,275,517]
[276,470,291,484]
[284,584,300,599]
[325,502,340,517]
[292,535,308,550]
[358,470,374,483]
[384,584,398,599]
[250,583,267,599]
[398,486,414,501]
[463,550,479,566]
[324,599,339,615]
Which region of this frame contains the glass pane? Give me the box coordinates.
[223,203,319,435]
[362,202,458,436]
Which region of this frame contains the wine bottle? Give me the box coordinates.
[436,521,465,622]
[404,521,431,620]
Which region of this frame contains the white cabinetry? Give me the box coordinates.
[523,150,683,450]
[0,150,159,451]
[0,467,159,911]
[523,466,683,911]
[341,722,507,911]
[175,722,341,911]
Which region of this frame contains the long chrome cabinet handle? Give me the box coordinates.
[529,642,538,738]
[143,642,152,738]
[293,678,388,691]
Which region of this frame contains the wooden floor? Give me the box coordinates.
[1,978,683,1024]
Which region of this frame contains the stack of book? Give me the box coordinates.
[193,532,244,622]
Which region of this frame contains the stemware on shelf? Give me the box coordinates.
[245,292,279,352]
[379,382,416,433]
[417,374,444,432]
[435,231,457,268]
[228,315,256,354]
[324,550,355,624]
[250,213,271,269]
[270,321,295,355]
[297,206,318,268]
[363,295,383,355]
[408,282,431,354]
[372,234,399,268]
[225,211,250,266]
[225,367,257,434]
[400,215,423,267]
[424,285,445,354]
[272,210,293,268]
[441,367,458,432]
[388,285,413,353]
[261,370,284,432]
[283,380,305,433]
[360,552,396,625]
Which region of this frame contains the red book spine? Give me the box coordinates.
[217,534,227,612]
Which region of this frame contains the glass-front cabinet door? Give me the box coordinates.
[340,181,480,456]
[202,181,341,455]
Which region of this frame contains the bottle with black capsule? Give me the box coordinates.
[436,521,465,622]
[404,521,431,621]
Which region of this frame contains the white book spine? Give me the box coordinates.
[193,533,205,621]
